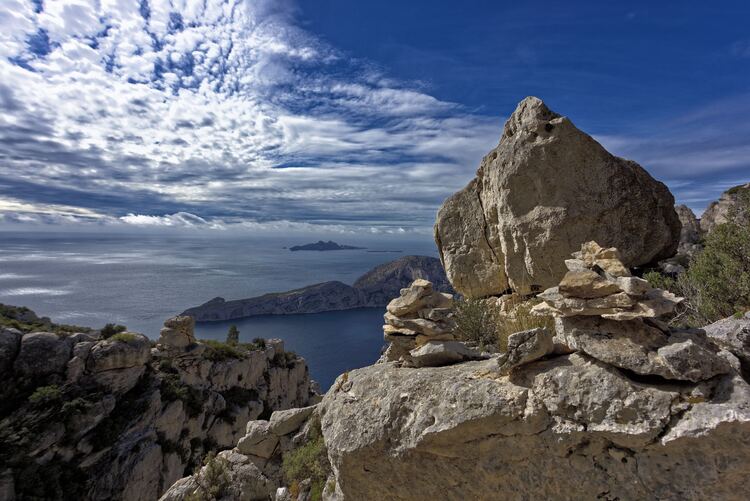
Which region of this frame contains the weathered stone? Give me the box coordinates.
[237,421,279,458]
[320,354,750,500]
[86,334,150,372]
[159,316,195,348]
[384,312,453,337]
[615,276,651,296]
[268,406,316,436]
[556,316,732,382]
[559,270,622,299]
[13,332,71,377]
[385,279,432,316]
[676,204,702,247]
[701,183,750,234]
[409,341,481,368]
[498,328,554,374]
[0,328,21,375]
[703,312,750,365]
[435,97,679,297]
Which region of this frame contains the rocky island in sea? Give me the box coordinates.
[182,255,452,322]
[288,241,365,252]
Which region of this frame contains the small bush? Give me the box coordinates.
[282,416,329,501]
[643,270,676,291]
[453,298,498,349]
[201,339,246,361]
[187,452,230,501]
[100,323,127,339]
[28,385,62,405]
[453,296,553,352]
[161,373,204,417]
[663,192,750,326]
[251,337,266,349]
[496,297,554,352]
[109,332,138,343]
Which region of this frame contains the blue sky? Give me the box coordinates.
[0,0,748,234]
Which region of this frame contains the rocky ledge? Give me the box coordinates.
[319,244,750,500]
[183,255,451,322]
[0,313,317,501]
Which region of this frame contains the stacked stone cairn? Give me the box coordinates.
[382,279,482,367]
[526,241,735,382]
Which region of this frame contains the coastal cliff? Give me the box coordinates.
[0,309,316,500]
[183,255,451,322]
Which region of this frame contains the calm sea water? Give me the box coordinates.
[0,230,438,388]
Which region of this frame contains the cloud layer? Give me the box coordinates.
[0,0,499,233]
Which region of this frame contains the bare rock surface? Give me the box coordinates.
[701,182,750,234]
[0,312,317,501]
[435,96,680,297]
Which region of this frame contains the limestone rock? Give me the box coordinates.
[701,182,750,234]
[409,341,482,368]
[237,421,279,459]
[676,204,702,248]
[269,405,316,436]
[556,316,732,382]
[13,332,71,377]
[87,333,151,372]
[558,270,622,299]
[435,96,680,297]
[703,312,750,365]
[498,328,554,374]
[320,355,750,500]
[0,328,21,375]
[159,316,196,349]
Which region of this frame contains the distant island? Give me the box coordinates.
[182,255,452,321]
[289,240,365,251]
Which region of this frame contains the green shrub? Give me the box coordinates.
[109,332,138,343]
[201,339,246,361]
[453,296,553,352]
[161,373,204,417]
[282,416,329,501]
[676,192,750,325]
[100,323,127,339]
[643,270,676,291]
[28,385,62,405]
[186,452,230,501]
[251,337,266,349]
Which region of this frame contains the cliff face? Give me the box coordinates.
[0,312,315,501]
[183,255,451,322]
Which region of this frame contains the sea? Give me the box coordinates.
[0,230,439,389]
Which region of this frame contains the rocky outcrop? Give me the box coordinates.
[183,255,451,322]
[676,204,702,248]
[701,182,750,234]
[316,242,750,501]
[435,96,680,297]
[0,311,316,501]
[160,405,323,501]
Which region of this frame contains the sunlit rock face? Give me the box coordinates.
[435,96,680,297]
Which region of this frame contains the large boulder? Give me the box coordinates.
[0,327,21,375]
[320,355,750,500]
[701,183,750,234]
[13,332,72,377]
[676,204,702,247]
[435,97,680,296]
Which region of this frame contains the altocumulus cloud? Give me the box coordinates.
[0,0,500,233]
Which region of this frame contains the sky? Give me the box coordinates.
[0,0,748,235]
